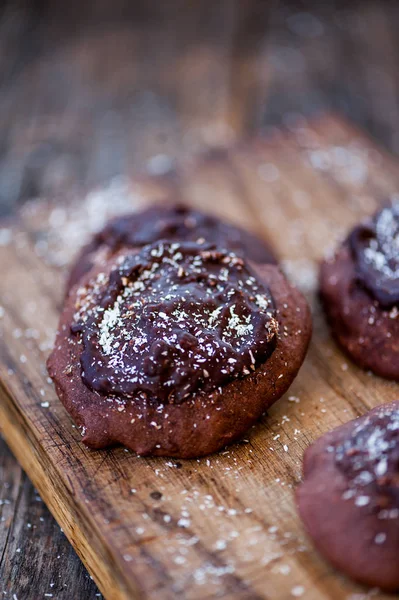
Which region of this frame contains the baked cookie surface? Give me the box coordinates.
[320,203,399,380]
[296,401,399,591]
[49,240,311,458]
[67,204,277,290]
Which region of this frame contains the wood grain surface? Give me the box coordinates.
[1,0,399,218]
[0,114,398,600]
[0,441,99,599]
[2,1,399,597]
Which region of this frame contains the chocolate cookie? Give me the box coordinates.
[296,402,399,591]
[320,203,399,380]
[67,204,277,291]
[48,240,311,458]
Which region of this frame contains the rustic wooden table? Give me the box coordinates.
[1,1,399,598]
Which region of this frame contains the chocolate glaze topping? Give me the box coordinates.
[334,404,399,517]
[72,240,278,404]
[94,204,276,264]
[350,203,399,307]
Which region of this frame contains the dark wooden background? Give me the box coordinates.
[1,0,399,598]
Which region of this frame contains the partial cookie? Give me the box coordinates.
[49,240,311,458]
[67,204,277,291]
[296,402,399,591]
[320,203,399,380]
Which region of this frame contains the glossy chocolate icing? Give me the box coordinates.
[94,204,277,264]
[72,240,278,404]
[334,405,399,514]
[350,203,399,307]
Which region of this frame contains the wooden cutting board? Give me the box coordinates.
[0,114,398,600]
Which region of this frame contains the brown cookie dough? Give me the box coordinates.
[320,203,399,380]
[67,204,277,291]
[296,402,399,591]
[48,240,311,458]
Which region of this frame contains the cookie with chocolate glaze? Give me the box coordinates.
[49,240,311,458]
[320,203,399,380]
[296,401,399,591]
[67,204,277,291]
